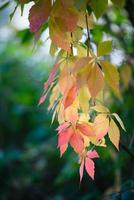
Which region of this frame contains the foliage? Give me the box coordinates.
[12,0,128,181]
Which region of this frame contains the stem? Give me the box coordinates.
[70,32,74,55]
[85,13,90,56]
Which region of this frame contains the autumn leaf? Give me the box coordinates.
[94,114,109,140]
[79,150,99,181]
[77,123,95,137]
[88,64,104,98]
[44,63,59,91]
[29,0,51,32]
[100,61,120,97]
[63,85,77,109]
[108,119,120,150]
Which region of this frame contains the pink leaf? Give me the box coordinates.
[86,150,99,159]
[29,0,51,33]
[85,158,95,180]
[44,63,59,91]
[79,159,84,182]
[70,132,84,154]
[38,94,47,106]
[57,122,70,134]
[58,127,73,147]
[60,144,68,157]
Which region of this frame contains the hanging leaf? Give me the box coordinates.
[97,41,112,57]
[109,119,120,150]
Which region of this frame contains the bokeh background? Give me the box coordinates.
[0,1,134,200]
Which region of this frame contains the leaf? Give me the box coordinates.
[94,114,109,140]
[88,64,104,98]
[100,61,120,97]
[87,150,99,159]
[109,119,120,150]
[78,86,90,114]
[57,122,70,134]
[111,0,125,7]
[121,65,132,89]
[52,0,78,32]
[38,93,47,106]
[65,104,78,125]
[77,123,95,137]
[77,12,94,29]
[85,158,95,180]
[79,159,84,182]
[89,0,108,18]
[49,18,71,52]
[58,127,73,147]
[60,144,68,157]
[112,113,126,131]
[29,0,51,32]
[70,132,84,154]
[44,63,59,91]
[63,85,77,109]
[91,105,109,113]
[97,41,112,57]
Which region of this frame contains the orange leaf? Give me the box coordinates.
[64,85,77,109]
[77,123,95,137]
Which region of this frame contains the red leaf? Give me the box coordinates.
[85,158,95,180]
[29,0,51,32]
[64,85,77,109]
[44,63,59,91]
[77,123,95,137]
[70,132,84,154]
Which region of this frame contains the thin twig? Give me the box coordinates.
[85,13,90,56]
[70,32,74,55]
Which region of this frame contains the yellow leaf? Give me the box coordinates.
[94,114,109,139]
[78,86,90,114]
[88,64,104,98]
[109,119,120,150]
[100,61,120,97]
[121,65,132,89]
[77,12,95,29]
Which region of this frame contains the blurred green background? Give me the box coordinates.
[0,1,134,200]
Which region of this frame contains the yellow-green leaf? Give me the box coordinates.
[91,105,109,113]
[109,119,120,150]
[112,113,126,132]
[97,41,112,57]
[89,0,108,18]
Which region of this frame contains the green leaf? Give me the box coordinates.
[89,0,108,18]
[111,0,125,7]
[97,41,112,56]
[112,113,126,131]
